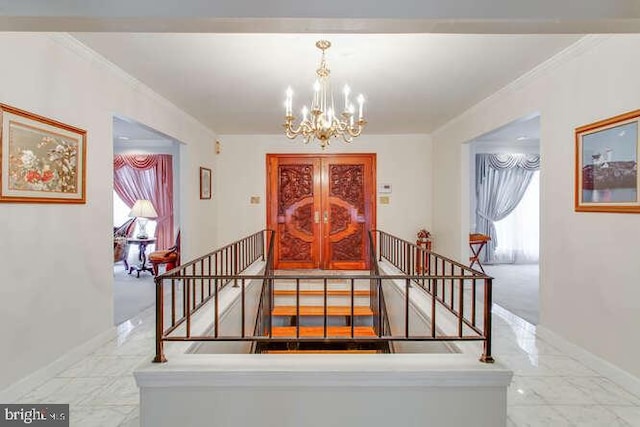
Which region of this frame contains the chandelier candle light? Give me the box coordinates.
[283,40,366,149]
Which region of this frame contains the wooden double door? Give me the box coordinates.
[267,154,376,270]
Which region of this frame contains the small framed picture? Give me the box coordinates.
[575,109,640,213]
[199,167,212,199]
[0,103,87,203]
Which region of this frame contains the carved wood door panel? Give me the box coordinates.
[267,154,375,270]
[322,156,375,270]
[267,156,322,269]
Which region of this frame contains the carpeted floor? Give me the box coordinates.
[482,264,539,325]
[113,262,156,325]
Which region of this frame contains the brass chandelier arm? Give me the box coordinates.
[335,118,366,143]
[285,117,366,144]
[283,117,303,139]
[284,118,319,142]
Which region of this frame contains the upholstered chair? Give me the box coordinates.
[148,231,180,275]
[114,218,136,271]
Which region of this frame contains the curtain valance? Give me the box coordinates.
[484,153,540,171]
[114,154,161,170]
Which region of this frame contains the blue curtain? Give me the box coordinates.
[475,153,540,263]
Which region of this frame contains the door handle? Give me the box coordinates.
[323,211,328,224]
[314,211,320,224]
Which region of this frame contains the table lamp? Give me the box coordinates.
[129,199,158,239]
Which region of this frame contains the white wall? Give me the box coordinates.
[215,134,432,247]
[431,35,640,377]
[136,354,511,427]
[141,385,506,427]
[0,33,217,390]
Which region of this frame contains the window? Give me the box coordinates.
[493,171,539,263]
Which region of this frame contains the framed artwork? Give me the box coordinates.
[0,104,86,203]
[199,166,212,199]
[575,109,640,213]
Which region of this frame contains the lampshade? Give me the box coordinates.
[128,199,158,219]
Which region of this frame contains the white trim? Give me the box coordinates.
[135,354,512,388]
[0,327,116,403]
[537,325,640,397]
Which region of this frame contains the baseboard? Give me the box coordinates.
[536,326,640,397]
[0,327,117,403]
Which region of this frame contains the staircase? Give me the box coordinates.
[257,274,390,354]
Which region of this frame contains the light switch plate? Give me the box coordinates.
[250,196,260,204]
[379,196,390,205]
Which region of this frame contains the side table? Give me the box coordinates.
[469,233,491,273]
[127,237,156,278]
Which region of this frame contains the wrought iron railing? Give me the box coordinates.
[251,230,275,351]
[153,229,494,363]
[368,230,393,352]
[153,230,267,362]
[374,230,494,363]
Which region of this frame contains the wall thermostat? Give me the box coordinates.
[378,183,392,194]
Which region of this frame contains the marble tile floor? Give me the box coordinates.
[10,303,640,426]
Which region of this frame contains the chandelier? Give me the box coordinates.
[283,40,366,149]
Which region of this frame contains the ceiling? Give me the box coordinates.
[472,115,540,151]
[113,116,176,148]
[475,114,540,143]
[74,33,581,135]
[113,116,172,141]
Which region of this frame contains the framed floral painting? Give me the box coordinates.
[0,104,86,203]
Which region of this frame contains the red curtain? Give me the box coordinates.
[113,154,174,250]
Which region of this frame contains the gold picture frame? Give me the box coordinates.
[0,104,87,203]
[199,167,212,199]
[575,109,640,213]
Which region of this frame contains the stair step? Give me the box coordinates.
[274,290,371,297]
[270,326,377,337]
[273,283,370,292]
[273,296,370,307]
[264,351,378,354]
[272,306,373,317]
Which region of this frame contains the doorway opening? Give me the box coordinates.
[266,154,376,270]
[468,114,540,325]
[112,116,181,326]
